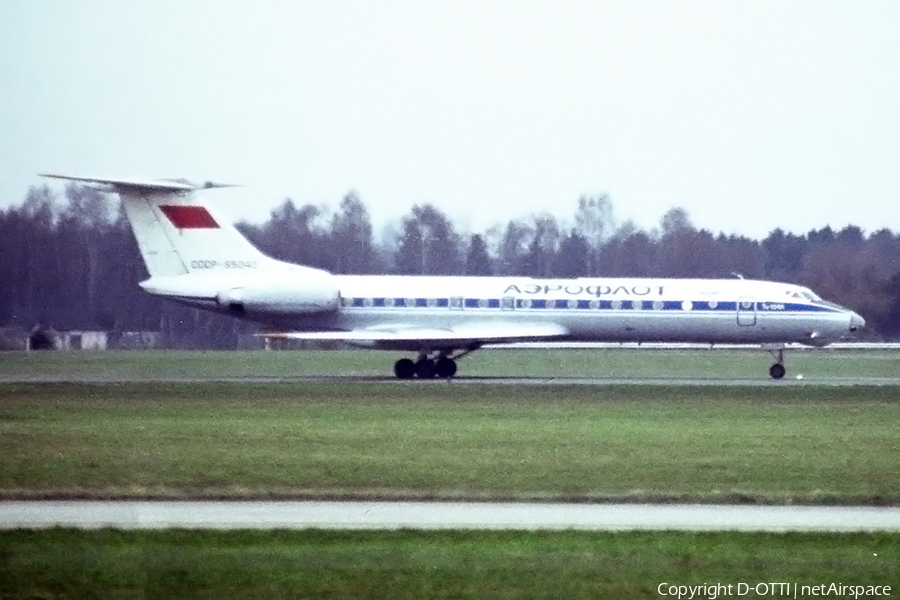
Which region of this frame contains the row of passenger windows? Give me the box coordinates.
[340,297,739,311]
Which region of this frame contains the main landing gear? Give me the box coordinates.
[393,347,477,379]
[393,355,458,379]
[768,347,786,380]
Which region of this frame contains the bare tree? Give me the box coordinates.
[574,194,614,276]
[395,204,463,275]
[464,234,493,276]
[522,214,560,277]
[495,220,530,276]
[330,191,377,274]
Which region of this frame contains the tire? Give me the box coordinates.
[769,363,786,380]
[435,357,457,378]
[415,358,437,379]
[394,358,416,379]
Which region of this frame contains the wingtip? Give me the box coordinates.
[202,181,241,189]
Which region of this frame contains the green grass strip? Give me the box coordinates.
[2,382,899,503]
[0,529,897,599]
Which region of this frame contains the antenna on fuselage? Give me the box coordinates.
[731,272,745,280]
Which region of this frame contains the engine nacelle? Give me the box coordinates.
[217,275,340,315]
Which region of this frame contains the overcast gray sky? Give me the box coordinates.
[2,1,899,238]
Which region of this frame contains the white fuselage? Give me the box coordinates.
[331,276,856,348]
[146,272,861,351]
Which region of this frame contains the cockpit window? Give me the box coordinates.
[800,287,821,301]
[785,287,821,302]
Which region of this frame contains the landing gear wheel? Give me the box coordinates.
[394,358,415,379]
[435,357,457,378]
[415,357,437,379]
[769,363,786,380]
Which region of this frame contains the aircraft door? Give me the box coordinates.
[736,296,757,326]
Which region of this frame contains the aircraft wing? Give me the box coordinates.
[264,321,570,350]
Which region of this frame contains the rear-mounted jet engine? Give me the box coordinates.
[217,278,340,315]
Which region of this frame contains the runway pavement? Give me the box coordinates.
[3,373,900,386]
[3,501,900,531]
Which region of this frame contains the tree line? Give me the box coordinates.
[2,184,899,347]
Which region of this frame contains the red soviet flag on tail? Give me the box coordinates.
[159,205,220,229]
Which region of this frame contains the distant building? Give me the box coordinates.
[116,331,163,349]
[55,330,108,351]
[0,326,29,351]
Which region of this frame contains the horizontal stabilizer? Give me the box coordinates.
[39,174,236,192]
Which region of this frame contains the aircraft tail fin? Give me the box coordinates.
[40,174,278,278]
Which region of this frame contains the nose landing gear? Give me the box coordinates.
[768,363,786,380]
[768,348,786,380]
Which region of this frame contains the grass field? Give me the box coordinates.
[1,347,899,379]
[2,381,898,503]
[3,351,898,597]
[1,529,897,599]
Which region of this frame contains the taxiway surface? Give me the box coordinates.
[3,501,900,531]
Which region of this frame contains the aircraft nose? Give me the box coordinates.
[849,312,866,332]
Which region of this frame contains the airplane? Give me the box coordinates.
[40,174,865,380]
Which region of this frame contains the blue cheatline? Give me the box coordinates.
[345,298,840,313]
